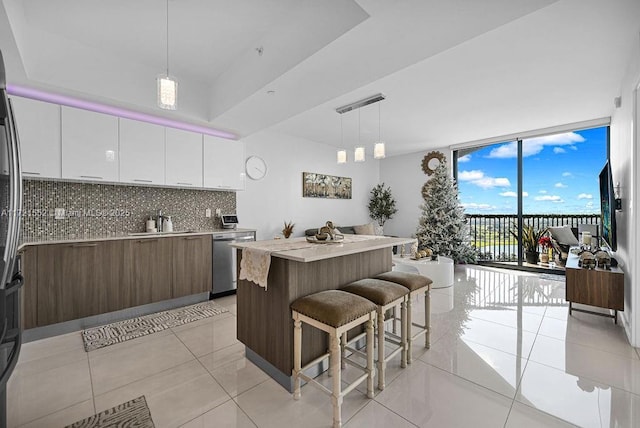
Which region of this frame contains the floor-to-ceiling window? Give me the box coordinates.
[455,124,608,271]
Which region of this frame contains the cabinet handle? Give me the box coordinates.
[137,239,158,243]
[177,182,193,186]
[69,243,98,248]
[184,236,202,240]
[22,171,41,176]
[133,179,153,183]
[80,175,104,180]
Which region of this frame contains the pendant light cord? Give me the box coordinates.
[378,102,381,141]
[166,0,169,76]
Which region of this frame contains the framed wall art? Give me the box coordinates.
[302,172,352,199]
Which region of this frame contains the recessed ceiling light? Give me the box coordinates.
[267,90,276,95]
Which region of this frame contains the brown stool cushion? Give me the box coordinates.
[341,278,408,306]
[291,290,376,328]
[375,271,432,292]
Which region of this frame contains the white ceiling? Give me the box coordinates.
[1,0,639,156]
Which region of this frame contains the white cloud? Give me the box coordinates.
[577,193,593,199]
[555,182,567,188]
[458,170,510,189]
[562,172,573,177]
[553,147,566,154]
[458,170,484,181]
[569,145,578,150]
[539,190,547,194]
[586,201,594,208]
[461,203,496,211]
[487,132,585,159]
[534,195,564,202]
[458,154,471,163]
[499,191,528,197]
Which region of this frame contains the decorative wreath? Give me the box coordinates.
[421,151,446,176]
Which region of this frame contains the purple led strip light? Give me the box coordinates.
[6,84,237,140]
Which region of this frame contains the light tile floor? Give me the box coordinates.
[7,265,640,427]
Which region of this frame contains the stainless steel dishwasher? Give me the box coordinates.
[211,231,255,298]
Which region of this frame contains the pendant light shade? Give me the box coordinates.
[354,146,365,162]
[337,150,347,164]
[374,142,385,159]
[158,0,177,110]
[157,75,177,110]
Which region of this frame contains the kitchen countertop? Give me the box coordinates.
[18,228,256,249]
[230,235,413,263]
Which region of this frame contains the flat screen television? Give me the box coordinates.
[598,161,617,251]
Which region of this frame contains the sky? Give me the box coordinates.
[457,126,607,214]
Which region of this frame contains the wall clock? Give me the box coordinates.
[421,151,446,176]
[245,156,267,180]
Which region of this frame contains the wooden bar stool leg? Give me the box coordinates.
[392,306,397,334]
[406,295,413,364]
[330,334,343,428]
[366,315,375,398]
[341,332,347,369]
[401,299,407,368]
[425,289,431,349]
[293,318,302,400]
[377,307,386,391]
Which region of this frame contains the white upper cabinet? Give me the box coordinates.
[203,135,245,190]
[61,107,119,182]
[10,97,61,179]
[165,128,203,187]
[119,119,165,185]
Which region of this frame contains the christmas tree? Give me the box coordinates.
[416,162,477,263]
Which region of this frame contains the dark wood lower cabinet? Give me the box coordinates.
[21,234,213,328]
[19,246,38,330]
[36,240,125,326]
[172,235,212,298]
[124,238,172,306]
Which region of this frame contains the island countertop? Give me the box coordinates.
[230,235,414,263]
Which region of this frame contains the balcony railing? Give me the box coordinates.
[466,214,600,262]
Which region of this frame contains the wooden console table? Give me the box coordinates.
[565,251,624,323]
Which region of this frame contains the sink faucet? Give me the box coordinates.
[156,209,164,232]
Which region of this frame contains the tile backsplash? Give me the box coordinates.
[21,180,236,242]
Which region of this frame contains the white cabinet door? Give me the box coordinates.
[165,128,202,187]
[203,135,245,190]
[119,119,165,185]
[10,97,61,179]
[61,107,118,182]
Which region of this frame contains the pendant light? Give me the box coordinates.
[354,108,365,162]
[335,93,386,164]
[337,114,347,164]
[157,0,177,110]
[373,102,385,159]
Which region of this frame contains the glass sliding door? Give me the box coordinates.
[457,125,608,271]
[456,142,517,263]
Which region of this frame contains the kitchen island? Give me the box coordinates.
[232,235,413,391]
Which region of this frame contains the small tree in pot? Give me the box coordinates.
[368,183,398,229]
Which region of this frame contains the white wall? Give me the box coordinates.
[379,149,446,238]
[236,130,380,240]
[610,34,640,346]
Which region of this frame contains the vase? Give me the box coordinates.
[540,252,549,263]
[525,251,539,264]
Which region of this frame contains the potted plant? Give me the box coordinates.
[538,235,552,263]
[282,220,295,238]
[510,224,545,264]
[368,183,398,231]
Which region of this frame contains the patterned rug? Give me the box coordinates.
[66,396,154,428]
[82,301,229,352]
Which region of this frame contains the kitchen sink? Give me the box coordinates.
[127,230,199,236]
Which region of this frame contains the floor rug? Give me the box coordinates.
[82,300,228,352]
[65,396,154,428]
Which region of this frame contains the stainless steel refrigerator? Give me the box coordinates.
[0,49,24,428]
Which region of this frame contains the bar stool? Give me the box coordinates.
[291,290,377,428]
[341,278,409,390]
[375,271,432,363]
